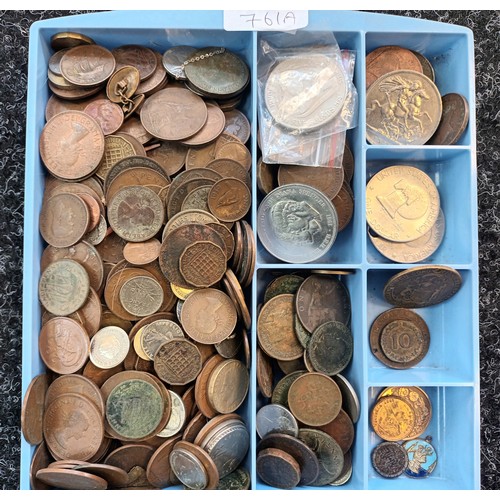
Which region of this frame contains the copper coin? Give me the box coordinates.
[257,157,277,195]
[112,45,158,81]
[60,44,116,87]
[82,360,124,388]
[84,98,124,135]
[194,354,224,418]
[146,435,182,488]
[123,238,161,266]
[257,347,273,399]
[107,186,164,242]
[223,109,250,144]
[45,92,96,121]
[316,408,354,454]
[147,141,187,177]
[206,158,251,188]
[50,31,95,51]
[214,331,242,359]
[179,241,227,288]
[331,182,354,232]
[48,80,104,101]
[257,294,303,361]
[45,374,105,416]
[215,142,251,171]
[410,50,435,81]
[39,317,90,374]
[136,51,167,96]
[257,433,320,486]
[185,142,217,169]
[288,372,342,426]
[257,448,301,489]
[104,443,154,481]
[383,265,462,307]
[140,87,208,141]
[278,357,306,375]
[428,93,469,145]
[40,111,105,180]
[43,393,104,461]
[21,374,50,445]
[221,269,251,331]
[106,65,141,103]
[183,412,208,443]
[342,142,354,183]
[30,443,54,490]
[181,289,237,344]
[206,223,235,261]
[73,463,129,488]
[95,232,127,263]
[167,177,216,220]
[118,116,153,144]
[238,220,256,290]
[40,192,89,248]
[295,274,351,333]
[182,103,226,146]
[35,468,108,490]
[264,274,304,303]
[154,339,202,385]
[366,45,423,89]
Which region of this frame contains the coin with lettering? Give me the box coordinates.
[256,404,298,439]
[223,109,250,144]
[428,93,469,145]
[84,98,123,135]
[258,184,338,264]
[208,178,251,222]
[371,441,408,478]
[371,395,416,441]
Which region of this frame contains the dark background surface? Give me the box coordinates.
[0,10,498,490]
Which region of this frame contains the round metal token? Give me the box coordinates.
[371,441,408,478]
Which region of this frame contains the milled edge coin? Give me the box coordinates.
[371,441,408,478]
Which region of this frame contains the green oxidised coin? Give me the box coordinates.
[106,379,164,439]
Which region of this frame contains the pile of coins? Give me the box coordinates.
[255,272,358,488]
[366,165,445,263]
[24,31,255,490]
[366,45,469,145]
[370,386,437,479]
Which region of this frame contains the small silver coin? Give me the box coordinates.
[162,46,196,80]
[333,374,360,424]
[256,404,299,439]
[257,183,338,264]
[169,448,208,489]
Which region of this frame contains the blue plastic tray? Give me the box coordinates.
[22,10,479,490]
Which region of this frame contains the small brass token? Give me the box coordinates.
[50,32,95,51]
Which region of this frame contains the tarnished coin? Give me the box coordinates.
[146,435,182,488]
[217,467,250,490]
[366,45,423,89]
[119,275,164,317]
[258,184,338,264]
[257,157,277,195]
[89,326,129,369]
[147,141,187,177]
[21,374,50,445]
[257,294,303,361]
[162,46,196,80]
[154,339,202,385]
[256,404,299,439]
[371,395,416,441]
[271,370,307,407]
[371,441,408,478]
[256,347,273,399]
[140,87,208,141]
[383,265,462,307]
[40,111,105,181]
[257,448,301,489]
[295,274,351,333]
[223,109,250,144]
[403,437,438,478]
[366,165,440,243]
[369,208,445,263]
[84,98,124,135]
[330,450,353,486]
[179,241,227,288]
[157,390,186,438]
[410,50,435,81]
[51,31,95,51]
[307,321,353,376]
[207,178,251,222]
[333,374,360,424]
[332,182,354,232]
[60,45,116,87]
[265,54,347,131]
[264,274,304,303]
[317,408,354,454]
[112,45,157,81]
[35,468,108,490]
[107,186,164,242]
[182,103,226,146]
[342,143,354,183]
[141,319,184,360]
[288,372,342,427]
[366,70,442,145]
[428,93,469,145]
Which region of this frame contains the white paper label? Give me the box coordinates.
[224,10,308,31]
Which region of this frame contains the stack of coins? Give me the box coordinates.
[370,386,437,479]
[255,271,358,488]
[366,165,445,263]
[24,31,254,490]
[366,45,469,145]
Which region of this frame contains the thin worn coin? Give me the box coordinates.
[331,449,352,486]
[140,87,208,141]
[288,373,342,427]
[257,294,303,361]
[271,370,307,407]
[84,99,124,135]
[366,165,440,243]
[119,275,164,317]
[371,395,416,441]
[333,374,360,424]
[179,241,227,288]
[256,404,299,439]
[366,45,423,89]
[30,443,53,490]
[257,347,273,399]
[369,208,445,263]
[332,182,354,232]
[403,437,438,478]
[298,428,344,486]
[264,274,304,303]
[147,141,187,177]
[258,184,338,264]
[411,50,435,81]
[383,265,462,307]
[154,339,202,385]
[371,441,408,478]
[21,374,50,445]
[257,448,301,489]
[317,408,354,454]
[428,93,469,145]
[146,435,182,488]
[157,390,186,438]
[162,46,196,80]
[89,326,129,369]
[223,109,250,143]
[296,274,351,333]
[308,320,353,376]
[208,178,251,222]
[73,463,129,488]
[35,468,108,490]
[366,70,442,145]
[222,269,251,330]
[217,467,250,490]
[265,54,347,131]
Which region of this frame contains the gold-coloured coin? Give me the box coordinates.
[133,327,151,361]
[371,395,416,441]
[171,283,195,300]
[366,165,440,243]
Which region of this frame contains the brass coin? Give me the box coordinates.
[181,103,226,146]
[366,165,440,243]
[171,283,195,300]
[371,395,416,441]
[179,241,227,288]
[35,468,107,490]
[383,265,462,307]
[288,372,342,427]
[50,31,95,51]
[112,45,158,82]
[96,134,137,182]
[133,327,150,361]
[257,448,301,489]
[119,275,164,317]
[40,111,105,181]
[60,45,116,87]
[428,93,470,145]
[181,289,237,344]
[90,326,129,369]
[257,294,304,361]
[21,374,50,445]
[154,339,202,385]
[84,98,124,135]
[106,65,140,103]
[366,45,423,89]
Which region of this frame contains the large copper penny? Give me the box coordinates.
[21,374,50,445]
[30,443,54,490]
[179,241,227,288]
[154,339,202,385]
[258,294,304,361]
[316,408,354,454]
[43,393,104,461]
[288,372,342,426]
[39,317,89,374]
[84,98,124,135]
[140,87,208,141]
[146,435,182,488]
[366,45,423,89]
[257,448,301,489]
[206,158,251,188]
[295,274,351,333]
[181,289,237,344]
[112,45,157,81]
[35,468,108,490]
[182,103,226,146]
[428,92,469,145]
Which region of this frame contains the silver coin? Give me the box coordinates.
[176,299,184,323]
[330,450,353,486]
[265,54,348,131]
[169,448,208,489]
[257,183,338,264]
[141,319,184,360]
[333,374,360,424]
[256,404,299,439]
[162,46,196,80]
[157,390,186,438]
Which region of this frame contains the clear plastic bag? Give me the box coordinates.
[258,31,358,167]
